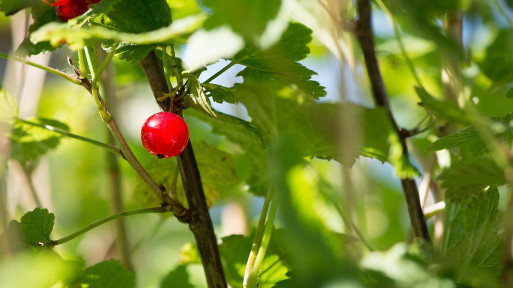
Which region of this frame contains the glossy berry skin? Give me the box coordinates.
[141,112,189,159]
[42,0,71,6]
[55,0,89,22]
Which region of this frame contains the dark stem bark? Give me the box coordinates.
[140,51,227,288]
[355,0,431,243]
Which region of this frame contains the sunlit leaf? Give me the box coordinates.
[234,23,315,77]
[0,250,78,287]
[9,118,69,164]
[31,14,206,54]
[0,87,18,126]
[220,234,289,288]
[184,75,217,117]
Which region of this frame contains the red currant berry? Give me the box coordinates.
[141,112,189,159]
[42,0,71,6]
[55,0,89,22]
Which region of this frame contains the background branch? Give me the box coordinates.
[354,0,431,243]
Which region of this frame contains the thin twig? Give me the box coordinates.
[355,0,431,243]
[48,207,169,247]
[0,53,81,85]
[245,194,278,288]
[244,188,273,287]
[19,118,123,157]
[203,61,236,84]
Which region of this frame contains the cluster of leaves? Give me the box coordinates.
[1,0,513,287]
[0,208,135,287]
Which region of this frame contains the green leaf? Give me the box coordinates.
[237,68,326,100]
[204,83,237,104]
[31,14,206,54]
[0,0,37,16]
[81,259,135,288]
[479,29,513,83]
[0,87,19,126]
[202,0,281,41]
[20,208,55,247]
[360,243,452,287]
[220,234,289,288]
[234,23,315,77]
[193,140,238,193]
[90,0,171,33]
[185,75,217,117]
[160,265,194,288]
[388,133,420,178]
[441,187,503,283]
[9,117,70,164]
[134,140,237,207]
[0,250,79,287]
[415,86,469,124]
[268,138,358,286]
[235,75,392,165]
[186,109,267,195]
[438,158,506,203]
[427,113,513,160]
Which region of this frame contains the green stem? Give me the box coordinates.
[78,49,88,78]
[81,49,186,216]
[92,42,119,88]
[83,47,112,122]
[0,53,81,85]
[374,0,423,88]
[243,188,274,288]
[246,196,278,288]
[19,118,122,157]
[48,207,169,247]
[203,61,236,84]
[161,47,174,93]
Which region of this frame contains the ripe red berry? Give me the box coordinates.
[141,112,189,159]
[55,0,89,22]
[42,0,71,6]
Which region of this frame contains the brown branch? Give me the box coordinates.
[140,51,227,288]
[355,0,431,243]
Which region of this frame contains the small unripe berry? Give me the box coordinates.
[141,112,189,159]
